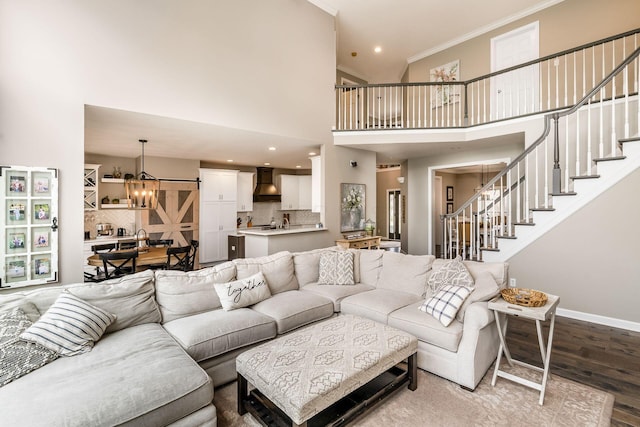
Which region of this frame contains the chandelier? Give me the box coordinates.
[125,139,159,210]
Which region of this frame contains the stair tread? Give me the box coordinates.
[550,192,577,196]
[571,174,600,180]
[513,222,536,226]
[531,207,555,211]
[593,155,626,162]
[480,247,500,252]
[496,235,517,240]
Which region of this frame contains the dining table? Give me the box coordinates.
[86,246,172,270]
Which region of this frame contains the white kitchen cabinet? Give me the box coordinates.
[298,175,312,210]
[311,156,322,213]
[199,169,238,202]
[280,175,311,210]
[237,172,254,212]
[199,201,237,263]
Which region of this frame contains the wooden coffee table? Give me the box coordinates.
[236,314,418,427]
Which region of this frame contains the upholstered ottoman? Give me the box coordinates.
[236,314,418,426]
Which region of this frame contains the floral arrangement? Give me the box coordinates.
[342,186,363,211]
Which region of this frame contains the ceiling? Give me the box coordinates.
[85,0,560,168]
[310,0,561,83]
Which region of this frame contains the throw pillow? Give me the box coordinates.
[20,292,116,356]
[214,272,272,311]
[0,308,58,387]
[426,256,474,297]
[419,284,473,327]
[318,251,354,285]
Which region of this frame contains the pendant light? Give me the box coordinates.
[125,139,159,210]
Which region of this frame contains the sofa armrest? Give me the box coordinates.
[462,301,495,331]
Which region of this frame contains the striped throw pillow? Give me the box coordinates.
[19,293,116,356]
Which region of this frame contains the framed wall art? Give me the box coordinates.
[340,183,365,233]
[446,186,454,201]
[430,60,460,108]
[1,165,58,288]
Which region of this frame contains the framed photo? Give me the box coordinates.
[34,177,49,194]
[9,233,25,250]
[446,203,454,214]
[7,259,26,279]
[35,258,50,276]
[34,203,50,221]
[34,231,49,248]
[446,186,454,201]
[9,176,26,193]
[8,202,26,222]
[340,183,365,233]
[430,60,460,108]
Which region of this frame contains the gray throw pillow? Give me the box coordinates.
[0,308,58,387]
[318,251,354,285]
[426,256,474,297]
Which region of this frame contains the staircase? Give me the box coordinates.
[444,45,640,262]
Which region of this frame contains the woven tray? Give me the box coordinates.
[501,288,548,307]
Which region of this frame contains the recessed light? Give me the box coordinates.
[268,146,276,151]
[374,46,382,53]
[264,162,271,166]
[308,152,317,156]
[296,165,301,169]
[227,159,234,162]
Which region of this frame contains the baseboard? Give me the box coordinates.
[557,308,640,333]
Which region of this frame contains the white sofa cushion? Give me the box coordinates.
[293,249,324,286]
[377,252,434,296]
[163,308,276,362]
[301,283,374,312]
[340,289,422,324]
[0,270,161,334]
[234,251,298,294]
[20,293,116,356]
[357,249,384,286]
[155,262,236,323]
[250,291,334,334]
[318,251,354,285]
[0,323,214,426]
[419,285,472,327]
[388,301,464,352]
[214,272,271,311]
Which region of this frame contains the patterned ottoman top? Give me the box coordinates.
[236,314,417,425]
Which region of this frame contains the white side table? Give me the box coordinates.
[488,293,560,405]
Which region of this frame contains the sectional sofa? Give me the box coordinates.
[0,248,507,426]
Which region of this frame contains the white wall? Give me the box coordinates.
[0,0,336,284]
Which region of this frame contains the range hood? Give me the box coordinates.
[253,167,281,202]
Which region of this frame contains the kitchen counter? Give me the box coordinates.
[237,225,327,236]
[235,225,333,258]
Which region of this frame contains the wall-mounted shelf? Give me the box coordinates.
[101,203,129,209]
[101,178,125,184]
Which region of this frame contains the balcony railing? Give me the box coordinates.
[335,28,640,131]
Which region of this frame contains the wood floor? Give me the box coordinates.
[505,315,640,426]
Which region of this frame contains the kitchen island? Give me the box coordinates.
[237,225,332,258]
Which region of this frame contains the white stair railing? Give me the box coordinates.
[442,45,640,260]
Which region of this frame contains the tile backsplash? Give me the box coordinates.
[84,210,136,238]
[239,202,320,227]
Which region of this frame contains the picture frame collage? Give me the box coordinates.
[2,166,58,288]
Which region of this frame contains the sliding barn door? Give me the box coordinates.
[139,181,199,256]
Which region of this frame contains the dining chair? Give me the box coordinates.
[148,239,174,247]
[99,250,138,279]
[187,240,199,271]
[118,239,138,250]
[166,246,191,271]
[85,243,118,282]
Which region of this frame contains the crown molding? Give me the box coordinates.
[407,0,565,64]
[306,0,338,16]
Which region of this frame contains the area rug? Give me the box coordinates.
[213,363,613,427]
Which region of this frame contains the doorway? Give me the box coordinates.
[491,22,539,119]
[387,189,401,240]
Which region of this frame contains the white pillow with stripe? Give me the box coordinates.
[419,284,473,327]
[19,292,116,356]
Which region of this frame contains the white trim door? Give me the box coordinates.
[491,22,540,120]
